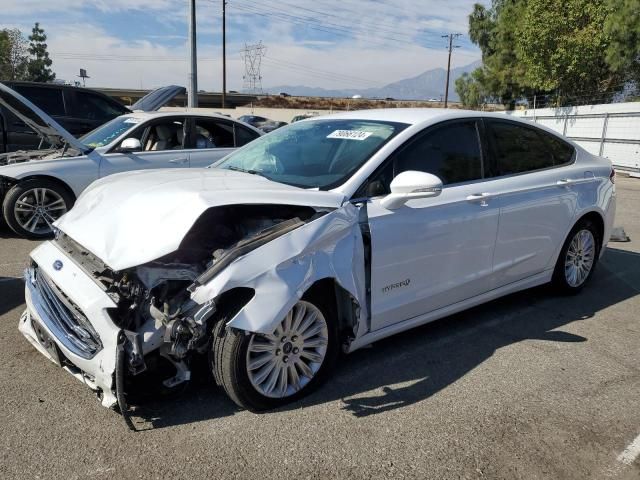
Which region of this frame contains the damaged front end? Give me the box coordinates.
[20,200,365,428]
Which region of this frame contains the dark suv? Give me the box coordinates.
[0,82,130,153]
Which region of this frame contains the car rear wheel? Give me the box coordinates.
[2,179,74,239]
[552,218,601,294]
[211,299,338,411]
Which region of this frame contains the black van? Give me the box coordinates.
[0,82,130,153]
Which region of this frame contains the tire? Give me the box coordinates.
[210,297,339,411]
[2,179,74,239]
[551,218,601,294]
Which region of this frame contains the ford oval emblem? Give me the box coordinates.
[53,260,63,271]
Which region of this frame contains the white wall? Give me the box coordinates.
[506,102,640,172]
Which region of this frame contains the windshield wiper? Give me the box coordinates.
[225,165,270,179]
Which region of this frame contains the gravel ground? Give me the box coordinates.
[0,176,638,480]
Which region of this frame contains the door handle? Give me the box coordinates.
[556,178,574,186]
[466,192,493,206]
[169,158,188,164]
[466,192,493,204]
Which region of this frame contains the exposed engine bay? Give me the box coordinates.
[0,146,80,166]
[53,204,323,413]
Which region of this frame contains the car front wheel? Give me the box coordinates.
[2,179,73,239]
[211,299,338,411]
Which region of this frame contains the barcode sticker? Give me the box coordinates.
[327,130,373,141]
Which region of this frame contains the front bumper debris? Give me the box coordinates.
[19,241,120,408]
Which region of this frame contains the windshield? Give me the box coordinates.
[80,116,140,148]
[216,119,408,189]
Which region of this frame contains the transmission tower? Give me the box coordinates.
[242,41,266,93]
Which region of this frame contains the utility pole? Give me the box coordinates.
[221,0,227,108]
[442,33,461,108]
[188,0,198,107]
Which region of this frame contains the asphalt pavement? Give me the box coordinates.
[0,177,639,479]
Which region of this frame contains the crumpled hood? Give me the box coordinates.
[55,168,346,270]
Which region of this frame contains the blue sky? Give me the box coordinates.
[2,0,484,91]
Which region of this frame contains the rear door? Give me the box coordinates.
[99,116,190,177]
[187,117,260,167]
[484,119,579,287]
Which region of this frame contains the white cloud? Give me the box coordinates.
[5,0,483,90]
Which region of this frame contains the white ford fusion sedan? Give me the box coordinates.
[19,109,616,423]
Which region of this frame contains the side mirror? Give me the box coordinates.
[119,137,141,152]
[380,171,443,210]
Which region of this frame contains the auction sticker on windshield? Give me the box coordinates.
[327,130,373,141]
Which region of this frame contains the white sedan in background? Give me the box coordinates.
[18,109,615,427]
[0,83,262,238]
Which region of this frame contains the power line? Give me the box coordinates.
[230,1,447,51]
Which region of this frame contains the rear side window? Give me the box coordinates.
[394,120,483,185]
[235,125,260,147]
[13,86,65,116]
[72,91,127,121]
[487,121,561,175]
[542,131,575,166]
[192,118,235,148]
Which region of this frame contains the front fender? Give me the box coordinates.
[190,203,367,335]
[0,151,101,197]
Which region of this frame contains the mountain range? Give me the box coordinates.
[262,60,482,101]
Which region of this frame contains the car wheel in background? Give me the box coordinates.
[2,178,74,239]
[552,218,601,294]
[211,298,339,411]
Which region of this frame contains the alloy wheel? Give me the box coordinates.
[246,300,329,398]
[13,187,67,235]
[564,229,596,287]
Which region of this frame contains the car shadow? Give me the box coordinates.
[0,277,25,317]
[286,247,639,417]
[129,247,639,429]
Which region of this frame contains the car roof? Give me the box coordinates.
[4,81,94,91]
[312,108,530,126]
[310,107,573,144]
[123,110,241,120]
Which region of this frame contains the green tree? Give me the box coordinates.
[0,28,29,81]
[455,70,488,108]
[26,22,55,82]
[604,0,640,81]
[516,0,619,101]
[463,0,637,107]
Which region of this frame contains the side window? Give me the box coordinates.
[72,91,127,121]
[394,121,483,185]
[191,118,234,148]
[541,131,575,166]
[139,118,185,151]
[487,121,556,175]
[13,86,65,116]
[235,125,260,147]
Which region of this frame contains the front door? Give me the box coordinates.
[99,116,190,177]
[365,119,500,331]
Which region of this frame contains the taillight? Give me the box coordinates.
[609,168,616,184]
